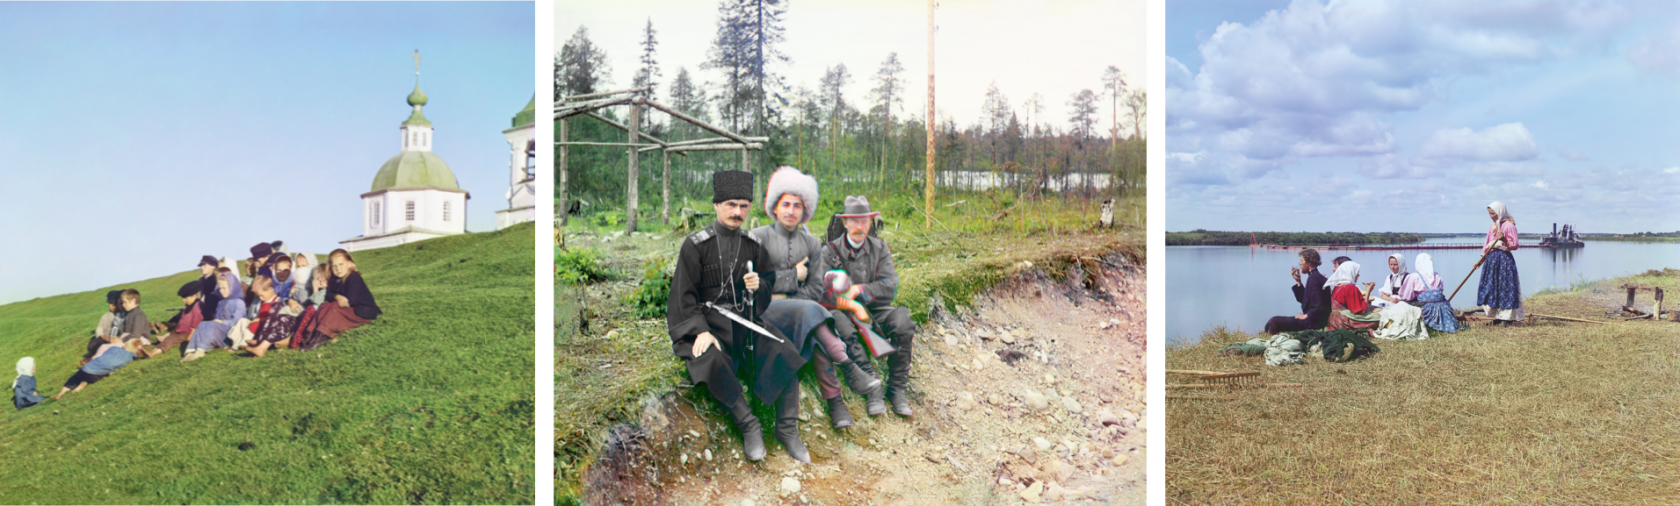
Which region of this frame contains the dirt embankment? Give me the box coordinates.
[582,252,1147,505]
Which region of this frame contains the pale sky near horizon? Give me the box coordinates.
[0,2,532,305]
[555,0,1146,134]
[1166,0,1680,235]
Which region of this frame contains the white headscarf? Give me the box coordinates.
[292,252,319,293]
[1488,201,1514,224]
[1386,253,1409,292]
[1415,253,1437,287]
[1324,260,1360,289]
[13,357,34,389]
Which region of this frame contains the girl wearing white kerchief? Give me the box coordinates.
[1412,253,1462,333]
[1475,201,1525,325]
[1373,253,1421,308]
[13,357,45,410]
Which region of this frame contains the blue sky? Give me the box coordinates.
[1166,0,1680,234]
[0,2,532,305]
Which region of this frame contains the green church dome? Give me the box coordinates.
[511,94,535,128]
[370,151,460,192]
[407,82,429,106]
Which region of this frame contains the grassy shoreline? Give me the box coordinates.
[1166,269,1680,503]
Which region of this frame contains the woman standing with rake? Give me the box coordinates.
[1475,202,1525,326]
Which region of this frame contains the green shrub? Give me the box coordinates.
[626,255,671,319]
[557,248,608,285]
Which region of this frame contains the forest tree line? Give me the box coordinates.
[556,0,1145,226]
[1167,230,1426,246]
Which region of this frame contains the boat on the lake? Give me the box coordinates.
[1539,223,1585,249]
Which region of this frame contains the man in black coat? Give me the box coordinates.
[1264,248,1332,334]
[666,170,810,463]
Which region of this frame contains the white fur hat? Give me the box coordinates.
[763,166,819,226]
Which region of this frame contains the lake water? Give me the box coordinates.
[1166,238,1680,345]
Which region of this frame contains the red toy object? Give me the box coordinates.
[821,270,895,357]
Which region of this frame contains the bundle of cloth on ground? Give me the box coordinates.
[1227,330,1380,366]
[12,244,381,409]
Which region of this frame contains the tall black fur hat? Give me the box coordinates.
[712,170,754,203]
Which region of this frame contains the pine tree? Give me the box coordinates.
[556,26,611,99]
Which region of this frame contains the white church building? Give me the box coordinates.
[341,77,469,252]
[497,95,536,230]
[342,58,534,251]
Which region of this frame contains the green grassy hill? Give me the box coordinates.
[0,222,535,504]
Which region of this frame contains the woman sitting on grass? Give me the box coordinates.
[1476,201,1525,326]
[13,357,44,410]
[182,270,246,363]
[1372,253,1420,308]
[295,249,380,351]
[53,339,143,400]
[1324,261,1380,334]
[1412,254,1461,333]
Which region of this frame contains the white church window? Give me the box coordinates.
[423,131,429,146]
[406,201,416,221]
[373,202,381,227]
[443,201,451,222]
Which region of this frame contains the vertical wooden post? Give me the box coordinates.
[1626,286,1636,308]
[558,118,569,227]
[662,151,671,225]
[924,0,936,229]
[1655,288,1665,320]
[742,148,750,174]
[626,101,640,234]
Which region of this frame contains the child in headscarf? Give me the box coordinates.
[182,270,247,363]
[13,357,44,410]
[1413,253,1462,333]
[53,339,144,400]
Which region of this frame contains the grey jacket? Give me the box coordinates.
[747,223,823,295]
[798,234,901,310]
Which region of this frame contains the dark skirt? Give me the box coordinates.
[295,304,369,351]
[1416,288,1461,333]
[757,298,827,362]
[1476,249,1522,310]
[1264,315,1321,335]
[63,370,109,389]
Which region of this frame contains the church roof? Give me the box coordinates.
[371,151,459,192]
[510,94,535,129]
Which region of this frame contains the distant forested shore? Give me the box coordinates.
[1167,230,1425,246]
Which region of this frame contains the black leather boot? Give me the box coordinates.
[839,360,882,398]
[826,395,854,429]
[726,399,766,462]
[887,331,915,416]
[774,386,810,463]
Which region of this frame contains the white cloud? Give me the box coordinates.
[1665,167,1680,174]
[1467,161,1546,177]
[1556,147,1590,162]
[1415,122,1540,166]
[1532,180,1549,189]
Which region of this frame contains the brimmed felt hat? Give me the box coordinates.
[249,242,273,262]
[834,195,880,218]
[712,170,755,203]
[197,255,217,268]
[764,166,818,225]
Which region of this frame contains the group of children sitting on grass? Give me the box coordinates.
[12,241,381,410]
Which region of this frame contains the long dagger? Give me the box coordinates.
[703,301,786,343]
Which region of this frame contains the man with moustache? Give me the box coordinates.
[666,170,811,463]
[800,196,918,417]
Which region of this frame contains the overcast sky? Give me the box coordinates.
[556,0,1145,134]
[0,2,532,305]
[1166,0,1680,234]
